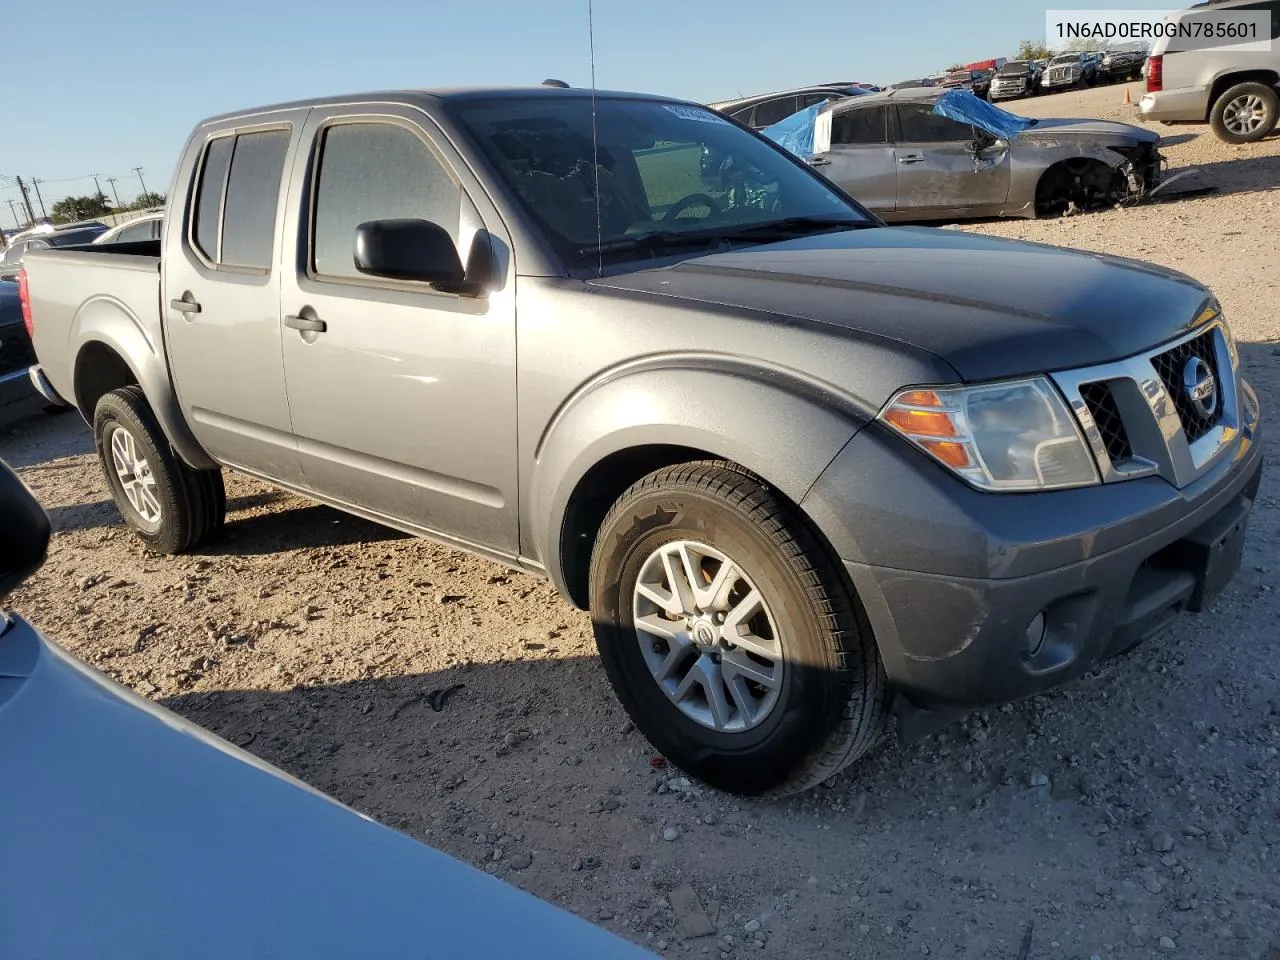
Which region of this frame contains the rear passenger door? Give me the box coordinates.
[163,110,308,484]
[276,105,519,555]
[813,105,895,214]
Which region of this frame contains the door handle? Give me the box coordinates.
[807,157,832,167]
[898,155,926,165]
[284,314,327,334]
[169,295,201,314]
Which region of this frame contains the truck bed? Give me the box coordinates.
[24,242,163,414]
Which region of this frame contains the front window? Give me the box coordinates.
[1050,55,1080,66]
[449,97,869,269]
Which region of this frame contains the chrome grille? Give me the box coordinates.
[1151,328,1221,444]
[1079,381,1132,462]
[1051,319,1244,490]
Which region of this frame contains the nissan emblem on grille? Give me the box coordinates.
[1182,356,1218,420]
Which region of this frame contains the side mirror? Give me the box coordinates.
[0,458,50,603]
[353,219,465,289]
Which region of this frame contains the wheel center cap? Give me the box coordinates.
[691,619,718,648]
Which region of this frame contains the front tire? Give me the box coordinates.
[588,462,888,797]
[94,386,226,554]
[1210,82,1279,144]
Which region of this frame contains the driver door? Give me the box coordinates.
[891,103,1010,220]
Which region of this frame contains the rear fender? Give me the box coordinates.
[71,297,216,470]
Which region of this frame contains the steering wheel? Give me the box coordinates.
[661,192,722,221]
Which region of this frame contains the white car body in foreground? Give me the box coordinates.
[0,461,652,960]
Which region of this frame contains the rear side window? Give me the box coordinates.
[831,107,888,145]
[114,221,153,243]
[729,106,755,124]
[896,104,973,143]
[221,130,290,269]
[753,96,799,127]
[1235,0,1280,38]
[190,128,290,270]
[193,136,233,261]
[311,121,462,281]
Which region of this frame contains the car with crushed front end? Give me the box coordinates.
[801,88,1165,220]
[22,84,1263,798]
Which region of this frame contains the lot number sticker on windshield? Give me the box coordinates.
[664,104,730,124]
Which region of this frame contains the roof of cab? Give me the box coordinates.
[199,86,693,127]
[827,86,942,110]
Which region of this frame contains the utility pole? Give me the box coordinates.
[6,198,18,226]
[30,178,48,221]
[105,176,123,212]
[92,174,103,198]
[132,167,150,203]
[14,176,35,223]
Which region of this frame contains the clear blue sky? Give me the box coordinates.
[1,0,1172,228]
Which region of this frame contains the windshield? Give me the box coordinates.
[1050,55,1079,65]
[449,96,870,268]
[998,61,1029,73]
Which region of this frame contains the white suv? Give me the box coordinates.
[1139,0,1280,143]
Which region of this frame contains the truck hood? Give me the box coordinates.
[1021,117,1158,143]
[590,226,1211,383]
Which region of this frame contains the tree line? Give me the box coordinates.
[49,191,167,224]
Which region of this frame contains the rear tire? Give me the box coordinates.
[94,386,225,554]
[587,461,889,797]
[1209,82,1279,144]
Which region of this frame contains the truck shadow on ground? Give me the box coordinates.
[202,501,411,555]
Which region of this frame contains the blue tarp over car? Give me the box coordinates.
[760,100,829,158]
[930,90,1037,141]
[761,91,1039,161]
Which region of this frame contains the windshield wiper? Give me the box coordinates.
[714,216,871,241]
[576,217,869,262]
[576,231,731,259]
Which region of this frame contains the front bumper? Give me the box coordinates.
[801,389,1264,709]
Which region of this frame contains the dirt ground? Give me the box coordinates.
[4,81,1279,959]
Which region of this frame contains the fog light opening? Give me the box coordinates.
[1023,612,1047,660]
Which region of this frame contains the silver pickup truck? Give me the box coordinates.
[24,86,1263,797]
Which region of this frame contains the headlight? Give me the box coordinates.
[878,378,1099,492]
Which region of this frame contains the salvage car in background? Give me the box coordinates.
[93,212,164,245]
[709,84,870,129]
[1099,44,1147,83]
[0,222,109,280]
[0,278,35,413]
[1042,52,1099,92]
[800,88,1164,220]
[940,68,992,99]
[988,60,1043,101]
[0,459,653,960]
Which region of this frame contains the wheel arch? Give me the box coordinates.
[531,366,866,609]
[70,299,215,470]
[1206,70,1280,121]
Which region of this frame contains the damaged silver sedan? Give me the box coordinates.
[796,88,1163,222]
